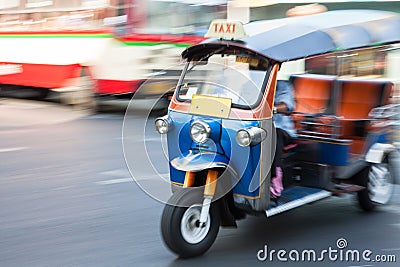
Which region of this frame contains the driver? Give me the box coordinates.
[270,80,297,199]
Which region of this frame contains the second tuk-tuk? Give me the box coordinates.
[154,10,400,258]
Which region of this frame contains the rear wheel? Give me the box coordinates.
[357,158,394,211]
[161,188,220,258]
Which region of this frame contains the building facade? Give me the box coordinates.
[0,0,136,31]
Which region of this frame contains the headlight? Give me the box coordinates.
[190,121,211,143]
[236,127,266,147]
[155,115,172,134]
[236,129,252,146]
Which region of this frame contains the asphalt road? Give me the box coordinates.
[0,99,399,267]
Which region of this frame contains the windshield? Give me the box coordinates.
[177,52,270,107]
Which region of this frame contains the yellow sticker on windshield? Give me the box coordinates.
[189,95,232,119]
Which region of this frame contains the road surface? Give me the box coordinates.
[0,99,399,267]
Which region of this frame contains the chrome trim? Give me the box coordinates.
[170,152,238,177]
[297,134,352,144]
[190,121,211,144]
[172,160,228,172]
[236,126,267,147]
[266,190,331,217]
[365,143,396,164]
[155,115,173,134]
[369,104,400,119]
[368,162,394,204]
[180,204,211,244]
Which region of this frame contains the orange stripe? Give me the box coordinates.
[183,172,195,188]
[204,170,218,196]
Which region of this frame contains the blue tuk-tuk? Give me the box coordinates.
[154,10,400,258]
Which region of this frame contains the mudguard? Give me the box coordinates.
[365,143,396,164]
[171,150,233,173]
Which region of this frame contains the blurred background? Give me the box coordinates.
[0,0,399,107]
[0,1,399,266]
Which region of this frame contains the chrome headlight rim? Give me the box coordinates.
[155,115,172,134]
[236,129,252,147]
[190,121,211,144]
[236,127,267,147]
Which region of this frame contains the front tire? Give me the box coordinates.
[357,158,394,211]
[161,188,220,258]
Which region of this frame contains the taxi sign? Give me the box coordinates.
[205,19,246,40]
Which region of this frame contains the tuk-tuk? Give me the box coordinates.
[154,10,400,258]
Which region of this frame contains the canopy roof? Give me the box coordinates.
[182,10,400,62]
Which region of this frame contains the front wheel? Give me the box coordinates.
[357,158,394,211]
[161,188,220,258]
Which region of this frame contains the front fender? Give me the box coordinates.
[171,150,231,172]
[365,143,396,164]
[170,150,240,215]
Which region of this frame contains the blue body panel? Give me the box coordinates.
[318,142,350,166]
[167,110,263,197]
[316,131,390,166]
[366,132,390,151]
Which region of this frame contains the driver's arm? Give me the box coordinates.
[274,102,289,114]
[274,80,295,114]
